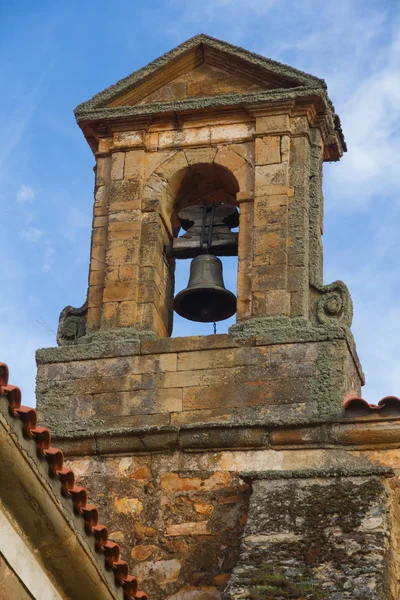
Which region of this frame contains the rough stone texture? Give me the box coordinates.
[74,34,328,112]
[34,36,400,600]
[69,40,346,338]
[36,330,362,436]
[224,476,393,600]
[64,455,250,600]
[59,449,400,600]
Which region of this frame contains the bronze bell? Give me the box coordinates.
[174,254,237,323]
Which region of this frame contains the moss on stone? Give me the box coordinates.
[247,564,327,599]
[78,327,156,345]
[241,467,394,480]
[75,34,325,113]
[75,85,330,122]
[36,327,155,364]
[229,317,364,385]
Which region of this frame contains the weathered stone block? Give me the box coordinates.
[89,270,105,286]
[225,476,391,600]
[210,123,253,144]
[158,128,210,149]
[111,152,125,179]
[252,290,290,316]
[117,301,137,327]
[87,284,103,307]
[255,162,288,187]
[215,146,245,172]
[93,215,108,228]
[254,194,288,224]
[124,149,146,180]
[113,130,144,148]
[253,227,286,254]
[165,522,210,536]
[92,226,107,246]
[103,279,135,302]
[96,156,111,186]
[255,114,290,134]
[252,264,287,291]
[255,136,281,165]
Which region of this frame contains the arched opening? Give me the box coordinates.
[171,163,239,337]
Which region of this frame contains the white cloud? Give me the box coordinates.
[328,27,400,206]
[21,227,44,243]
[42,241,56,271]
[16,184,36,204]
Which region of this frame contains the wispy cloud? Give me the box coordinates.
[21,227,44,243]
[16,184,36,204]
[42,241,56,272]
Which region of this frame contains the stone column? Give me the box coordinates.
[251,113,292,317]
[287,115,312,318]
[236,194,254,321]
[100,148,144,329]
[87,150,111,331]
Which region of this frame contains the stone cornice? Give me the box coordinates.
[76,87,345,160]
[52,416,400,457]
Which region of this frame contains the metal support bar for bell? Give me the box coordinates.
[170,204,239,259]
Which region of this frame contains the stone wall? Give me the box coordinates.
[66,454,250,600]
[36,332,362,437]
[225,476,393,600]
[81,102,330,337]
[62,449,400,600]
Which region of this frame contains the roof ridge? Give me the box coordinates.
[0,361,148,600]
[74,33,326,114]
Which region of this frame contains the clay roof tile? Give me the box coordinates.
[343,393,400,416]
[0,361,148,600]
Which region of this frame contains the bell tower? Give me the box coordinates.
[59,33,349,343]
[35,37,400,600]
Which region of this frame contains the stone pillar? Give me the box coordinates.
[236,195,254,321]
[251,112,292,318]
[87,151,111,331]
[86,141,175,337]
[101,149,144,329]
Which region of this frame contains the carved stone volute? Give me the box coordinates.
[57,302,88,346]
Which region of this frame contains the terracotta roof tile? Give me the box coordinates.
[343,393,400,416]
[0,362,148,600]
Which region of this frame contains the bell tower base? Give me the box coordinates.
[37,325,363,439]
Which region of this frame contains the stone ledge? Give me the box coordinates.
[36,322,361,369]
[53,417,400,456]
[75,86,327,122]
[241,466,395,480]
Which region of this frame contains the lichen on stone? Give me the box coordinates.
[246,563,328,599]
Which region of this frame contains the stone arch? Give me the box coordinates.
[140,146,254,335]
[143,146,253,236]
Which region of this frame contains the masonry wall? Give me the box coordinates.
[63,448,400,600]
[83,104,327,337]
[37,333,362,436]
[225,476,395,600]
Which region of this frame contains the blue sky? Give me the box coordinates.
[1,0,399,406]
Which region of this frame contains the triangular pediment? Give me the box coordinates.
[76,34,325,113]
[134,62,266,106]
